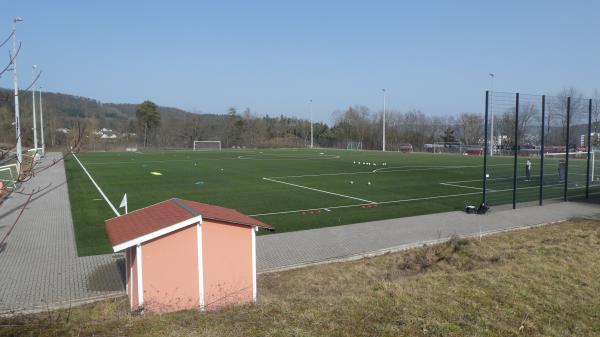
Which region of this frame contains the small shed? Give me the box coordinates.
[105,198,272,313]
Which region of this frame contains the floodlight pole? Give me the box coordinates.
[12,17,23,173]
[382,89,386,152]
[31,65,38,151]
[39,86,45,155]
[489,73,494,157]
[309,99,313,149]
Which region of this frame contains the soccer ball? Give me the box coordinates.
[368,181,371,185]
[350,181,354,184]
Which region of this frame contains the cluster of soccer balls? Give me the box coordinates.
[353,161,387,166]
[349,180,371,185]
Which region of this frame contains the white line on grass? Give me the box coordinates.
[251,182,600,217]
[250,190,482,217]
[238,155,340,160]
[72,153,120,216]
[262,177,375,203]
[371,163,513,173]
[268,163,514,180]
[439,182,483,190]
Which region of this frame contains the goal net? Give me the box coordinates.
[427,142,464,154]
[193,141,221,151]
[0,163,19,189]
[544,151,596,182]
[346,141,363,150]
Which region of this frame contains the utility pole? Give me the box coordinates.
[12,17,24,173]
[39,86,45,156]
[489,73,495,157]
[382,89,386,152]
[309,99,313,149]
[32,65,38,151]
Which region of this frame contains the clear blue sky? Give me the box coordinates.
[2,0,599,123]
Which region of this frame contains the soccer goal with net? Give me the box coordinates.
[346,141,363,150]
[0,163,19,189]
[432,142,464,154]
[544,151,596,182]
[193,141,222,151]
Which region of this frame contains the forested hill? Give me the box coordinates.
[0,87,222,131]
[0,88,319,150]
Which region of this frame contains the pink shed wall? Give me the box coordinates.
[202,220,253,309]
[141,225,200,313]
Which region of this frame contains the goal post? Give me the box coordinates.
[346,141,363,150]
[0,163,19,189]
[543,151,596,182]
[430,142,464,154]
[193,141,222,151]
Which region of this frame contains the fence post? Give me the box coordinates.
[539,95,545,206]
[482,91,489,205]
[586,98,592,199]
[513,93,519,209]
[564,97,571,201]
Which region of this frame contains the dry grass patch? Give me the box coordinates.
[1,218,600,336]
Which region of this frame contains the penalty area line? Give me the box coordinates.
[72,153,120,216]
[262,177,375,204]
[439,182,483,190]
[250,190,483,217]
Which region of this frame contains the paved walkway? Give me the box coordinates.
[0,153,598,312]
[256,201,600,272]
[0,153,124,314]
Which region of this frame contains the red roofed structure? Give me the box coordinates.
[105,198,271,313]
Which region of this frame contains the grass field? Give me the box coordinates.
[3,219,599,336]
[65,148,600,256]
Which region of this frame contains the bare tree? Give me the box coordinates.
[459,113,483,145]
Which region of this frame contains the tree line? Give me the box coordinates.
[1,87,599,153]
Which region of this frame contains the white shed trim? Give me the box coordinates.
[197,222,205,310]
[113,216,203,252]
[252,226,257,302]
[136,244,144,307]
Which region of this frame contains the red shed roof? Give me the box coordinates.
[105,198,271,251]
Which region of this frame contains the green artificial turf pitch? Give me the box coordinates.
[64,149,600,256]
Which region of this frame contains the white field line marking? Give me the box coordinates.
[250,191,482,217]
[268,163,514,180]
[72,153,120,216]
[371,163,513,173]
[441,179,568,192]
[251,182,599,217]
[83,158,245,166]
[238,155,340,160]
[439,182,483,190]
[83,153,342,166]
[446,172,589,184]
[269,170,375,179]
[262,177,375,204]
